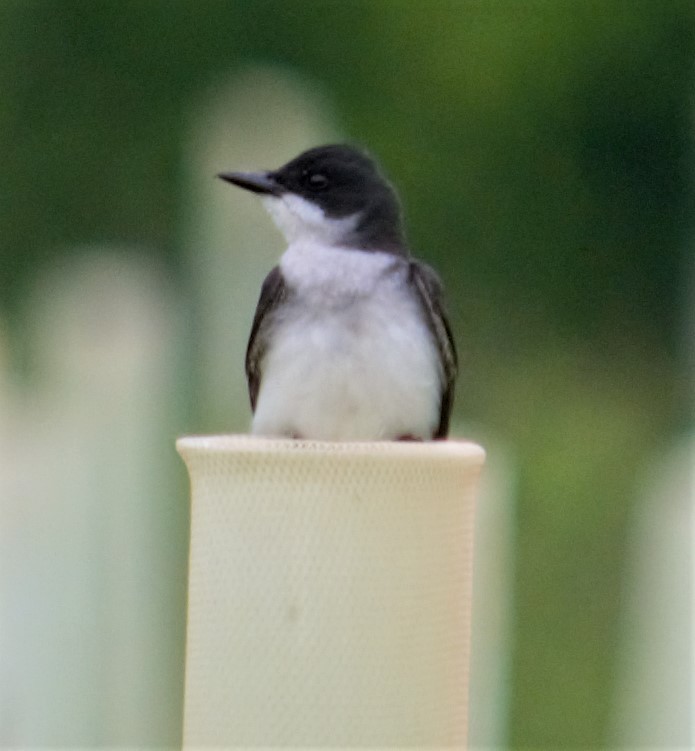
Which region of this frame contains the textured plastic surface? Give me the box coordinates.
[177,435,485,748]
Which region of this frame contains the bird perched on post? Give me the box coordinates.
[218,144,457,441]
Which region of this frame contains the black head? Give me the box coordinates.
[219,144,407,253]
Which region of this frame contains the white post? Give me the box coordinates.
[177,435,485,747]
[183,66,338,432]
[0,251,183,746]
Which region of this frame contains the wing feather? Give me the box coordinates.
[245,266,287,411]
[407,261,458,438]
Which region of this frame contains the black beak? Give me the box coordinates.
[217,170,283,196]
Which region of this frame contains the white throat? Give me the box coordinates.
[262,194,358,248]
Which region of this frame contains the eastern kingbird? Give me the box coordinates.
[218,144,457,441]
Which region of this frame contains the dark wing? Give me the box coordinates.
[245,266,288,412]
[408,260,458,438]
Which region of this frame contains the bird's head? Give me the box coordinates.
[218,144,406,253]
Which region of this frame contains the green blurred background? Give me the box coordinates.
[1,1,692,747]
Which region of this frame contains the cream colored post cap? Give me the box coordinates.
[178,435,485,748]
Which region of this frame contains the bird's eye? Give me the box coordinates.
[307,173,329,190]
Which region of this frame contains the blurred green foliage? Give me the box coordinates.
[1,1,692,746]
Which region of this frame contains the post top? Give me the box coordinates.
[176,433,485,465]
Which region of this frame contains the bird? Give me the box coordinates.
[217,144,457,441]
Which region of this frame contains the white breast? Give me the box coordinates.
[250,242,442,441]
